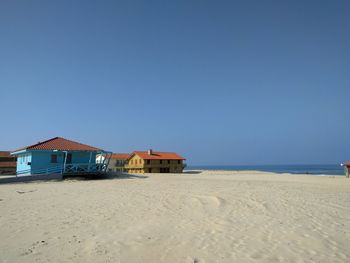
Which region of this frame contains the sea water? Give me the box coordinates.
[186,164,344,176]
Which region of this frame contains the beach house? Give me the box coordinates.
[96,153,129,173]
[126,149,186,173]
[109,153,129,173]
[11,137,111,176]
[0,151,17,175]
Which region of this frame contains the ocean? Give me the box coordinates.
[185,164,345,176]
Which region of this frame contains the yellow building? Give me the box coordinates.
[126,150,186,173]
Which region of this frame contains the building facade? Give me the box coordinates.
[126,150,185,174]
[11,137,110,176]
[110,153,129,173]
[97,153,129,173]
[0,151,17,175]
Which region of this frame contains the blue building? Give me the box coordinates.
[11,137,111,176]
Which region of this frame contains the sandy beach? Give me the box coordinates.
[0,170,350,263]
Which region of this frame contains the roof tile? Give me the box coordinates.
[111,153,130,159]
[13,137,101,152]
[0,151,13,157]
[131,151,185,160]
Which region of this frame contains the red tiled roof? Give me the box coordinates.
[111,153,130,159]
[130,151,186,160]
[0,151,11,157]
[13,137,101,152]
[0,161,16,168]
[344,163,350,167]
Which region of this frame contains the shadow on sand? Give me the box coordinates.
[0,170,201,184]
[183,170,203,174]
[65,172,148,181]
[0,172,148,185]
[0,174,63,185]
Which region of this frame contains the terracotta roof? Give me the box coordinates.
[12,137,101,153]
[343,163,350,167]
[111,153,130,159]
[0,161,16,168]
[131,151,186,160]
[0,151,12,157]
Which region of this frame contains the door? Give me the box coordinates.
[66,153,72,164]
[63,153,72,164]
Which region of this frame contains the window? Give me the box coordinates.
[160,167,170,173]
[168,160,170,164]
[66,153,72,164]
[160,160,162,164]
[51,154,57,163]
[178,160,180,164]
[147,160,150,165]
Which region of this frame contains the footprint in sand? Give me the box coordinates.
[191,195,226,209]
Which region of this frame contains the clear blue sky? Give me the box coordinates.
[1,0,349,165]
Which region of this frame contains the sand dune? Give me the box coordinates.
[0,170,350,262]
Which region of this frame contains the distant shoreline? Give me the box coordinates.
[186,164,344,176]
